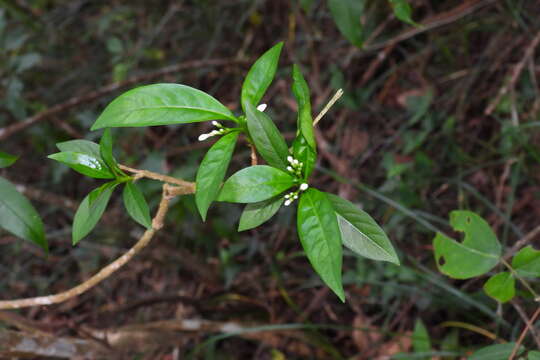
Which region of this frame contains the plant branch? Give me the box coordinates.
[313,89,343,126]
[119,164,195,191]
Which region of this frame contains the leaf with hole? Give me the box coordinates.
[241,42,283,112]
[0,176,47,251]
[297,188,344,302]
[72,181,118,244]
[326,193,399,265]
[327,0,365,47]
[48,151,115,179]
[238,195,284,231]
[483,272,515,303]
[433,211,501,279]
[512,245,540,278]
[0,151,18,168]
[91,83,237,130]
[195,131,239,220]
[245,102,289,171]
[123,181,152,229]
[217,165,294,203]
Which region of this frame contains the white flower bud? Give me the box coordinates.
[293,159,299,165]
[287,156,294,163]
[287,166,294,172]
[299,183,309,191]
[284,199,292,206]
[212,121,220,127]
[284,194,290,199]
[257,103,267,112]
[198,133,209,141]
[293,195,298,199]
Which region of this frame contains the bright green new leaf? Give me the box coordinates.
[483,272,515,303]
[123,181,152,229]
[57,139,101,158]
[0,151,18,168]
[292,135,316,180]
[433,211,501,279]
[245,102,289,171]
[389,0,417,26]
[512,246,540,278]
[292,64,315,150]
[99,128,123,176]
[217,165,294,203]
[0,176,47,251]
[241,42,283,112]
[412,319,431,358]
[297,188,344,302]
[238,196,284,231]
[469,343,522,360]
[48,152,115,179]
[91,83,237,130]
[326,193,399,265]
[327,0,365,47]
[72,181,118,244]
[195,131,239,220]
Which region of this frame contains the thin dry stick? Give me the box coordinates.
[509,306,540,360]
[503,224,540,262]
[249,144,258,166]
[313,89,343,126]
[119,164,195,191]
[511,300,540,349]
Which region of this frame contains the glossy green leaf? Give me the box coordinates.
[469,343,522,360]
[0,151,18,168]
[512,245,540,278]
[99,128,123,176]
[123,181,152,229]
[48,151,115,179]
[297,188,344,302]
[483,272,515,303]
[433,211,501,279]
[326,193,399,265]
[238,196,284,231]
[195,131,239,220]
[241,42,283,112]
[389,0,416,26]
[0,176,47,251]
[327,0,365,47]
[292,135,316,180]
[292,64,315,150]
[245,102,289,171]
[72,181,118,244]
[217,165,294,203]
[91,83,237,130]
[57,139,101,158]
[412,319,431,358]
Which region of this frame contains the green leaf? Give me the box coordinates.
[72,181,118,244]
[412,319,431,358]
[529,351,540,360]
[512,246,540,278]
[217,165,294,203]
[292,64,315,150]
[57,139,102,158]
[241,42,283,112]
[238,196,284,231]
[48,151,115,179]
[483,272,515,303]
[433,211,501,279]
[0,151,18,168]
[297,188,344,302]
[292,135,316,180]
[0,176,47,251]
[91,83,237,130]
[469,343,522,360]
[123,181,152,229]
[195,131,239,220]
[389,0,417,26]
[99,128,123,177]
[245,102,289,171]
[327,0,365,47]
[326,193,399,265]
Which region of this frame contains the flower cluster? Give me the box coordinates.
[198,121,227,141]
[286,155,303,178]
[284,183,309,206]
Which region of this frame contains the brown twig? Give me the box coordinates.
[509,306,540,360]
[0,58,247,141]
[511,300,540,349]
[503,224,540,262]
[119,164,195,191]
[249,144,258,166]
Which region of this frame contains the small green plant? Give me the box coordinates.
[0,43,399,304]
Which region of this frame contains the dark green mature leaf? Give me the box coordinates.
[48,152,115,179]
[327,0,365,47]
[469,343,522,360]
[389,0,416,26]
[292,135,316,180]
[297,188,344,301]
[72,181,118,244]
[0,151,18,168]
[245,102,289,171]
[512,246,540,278]
[196,131,239,220]
[0,176,47,251]
[91,83,237,130]
[292,64,315,150]
[57,139,102,158]
[99,128,123,176]
[123,181,152,229]
[241,42,283,112]
[217,165,294,203]
[326,193,399,265]
[238,196,284,231]
[433,211,501,279]
[483,272,515,303]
